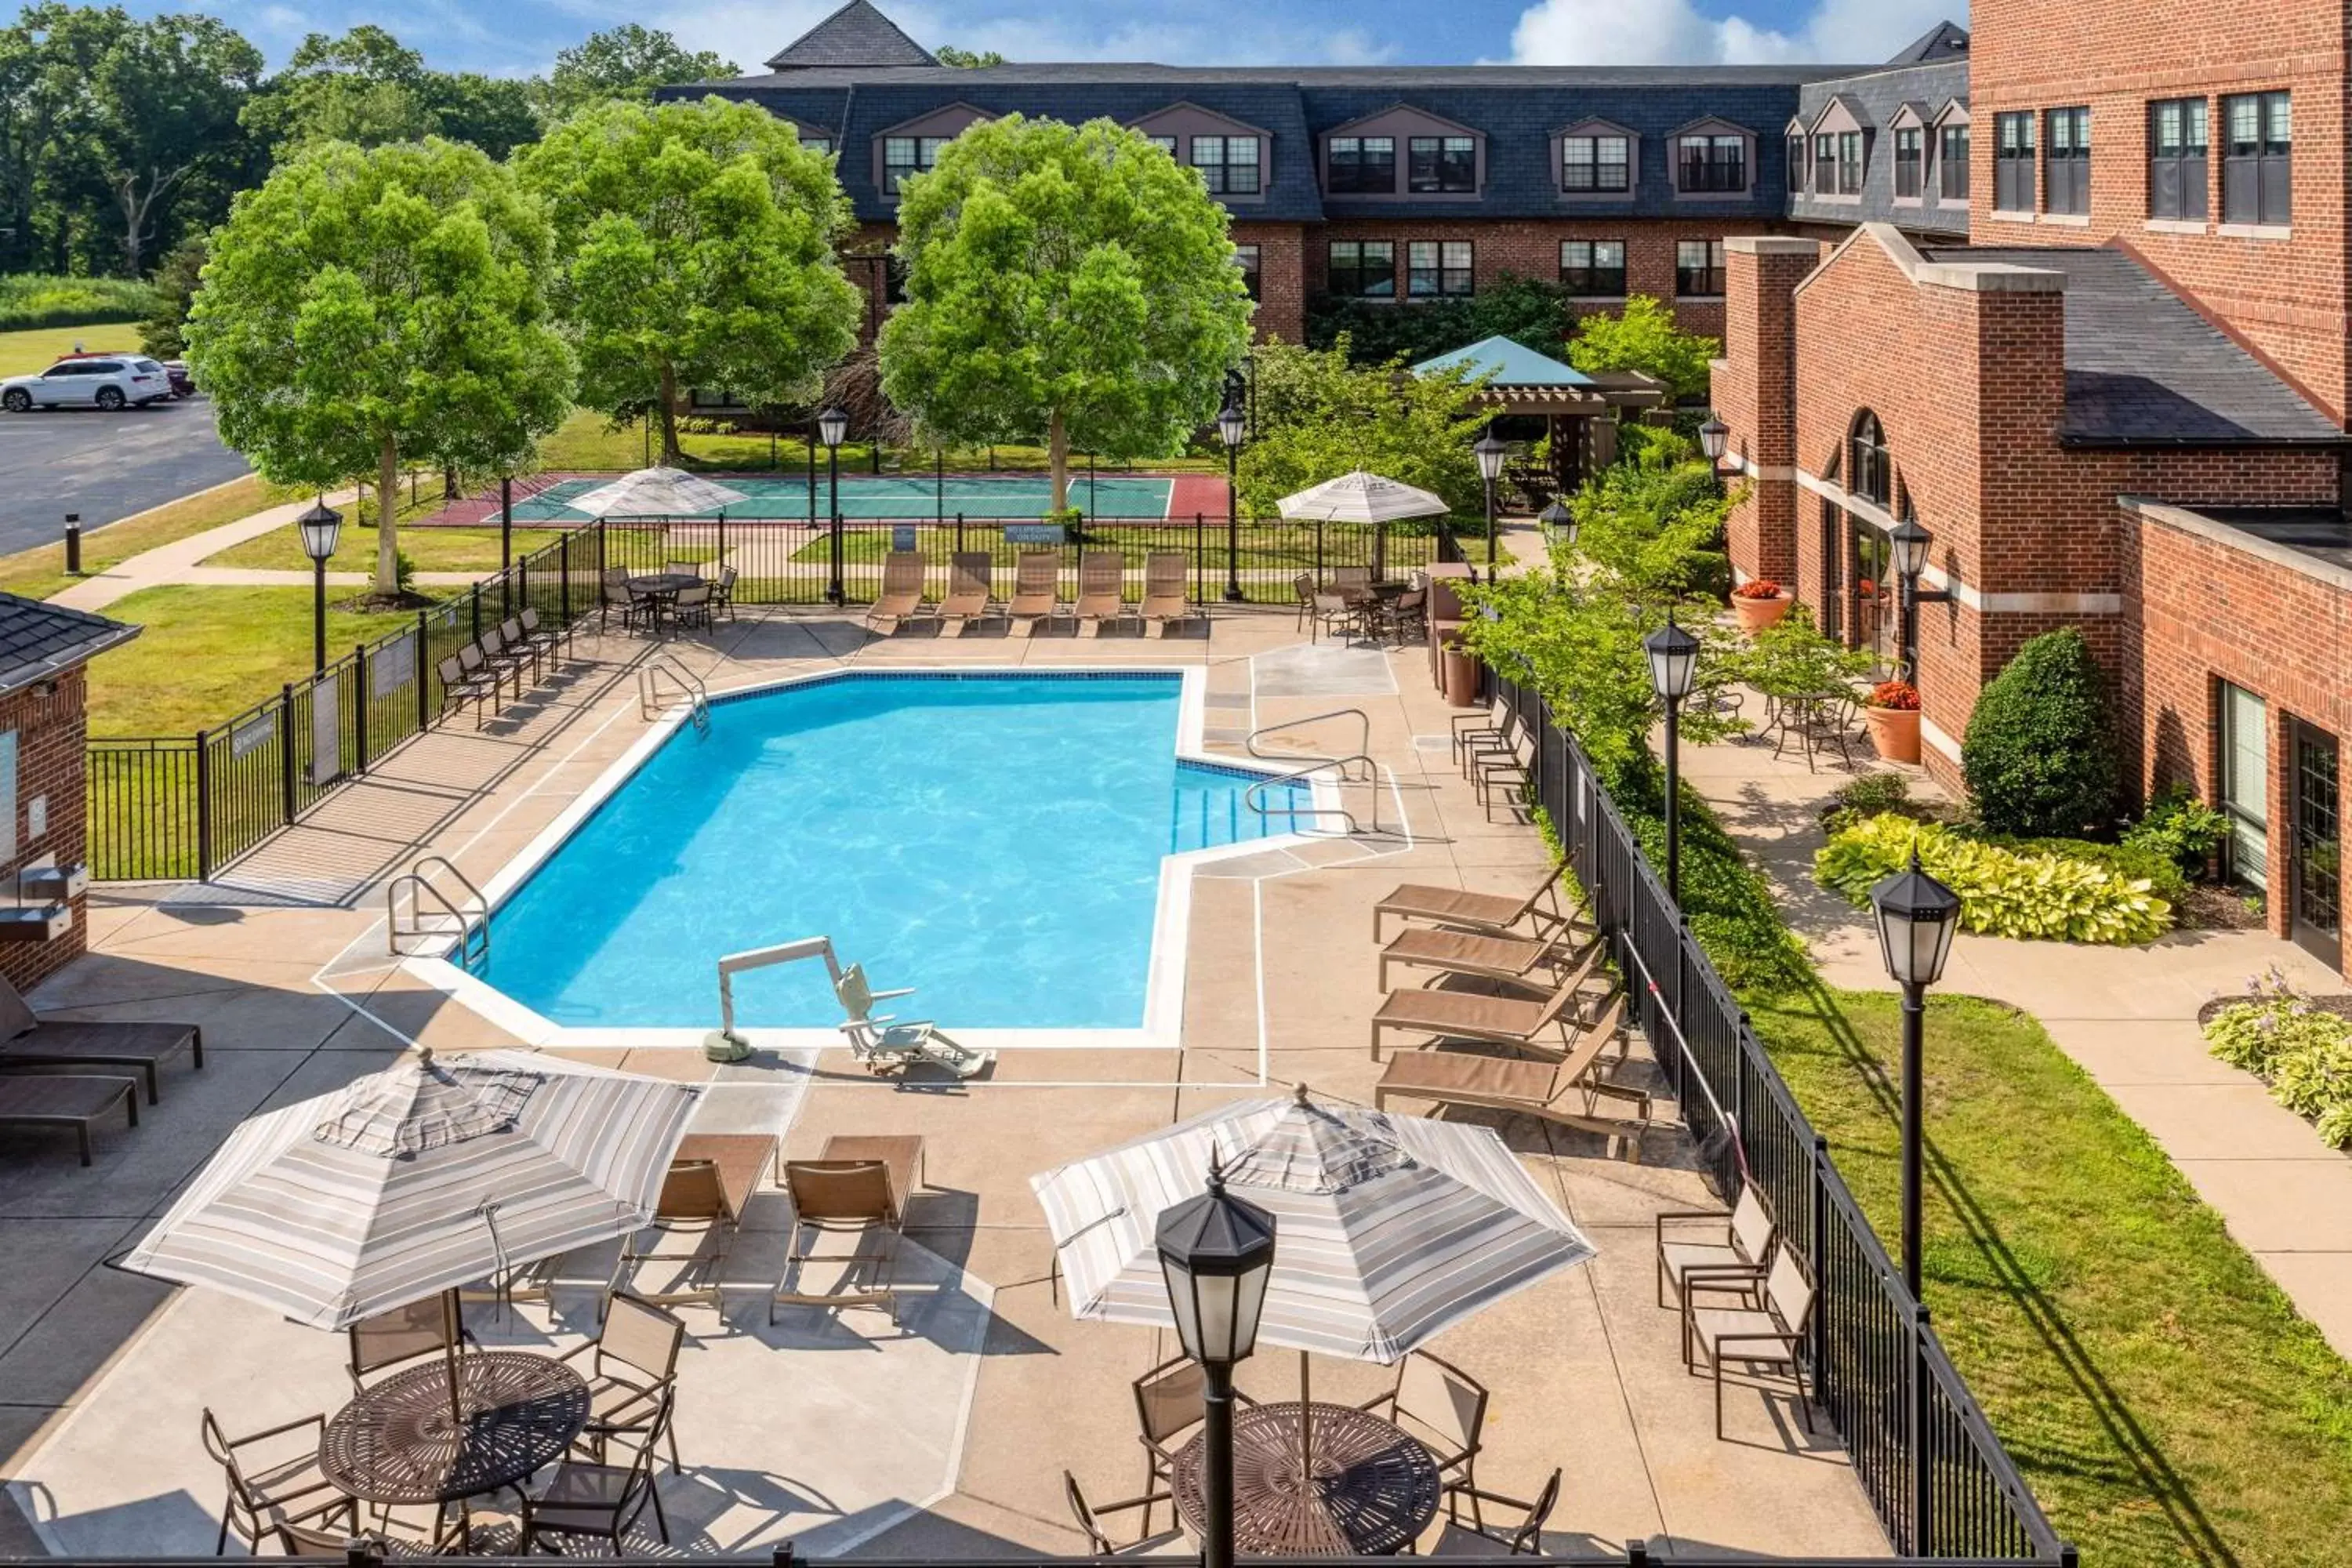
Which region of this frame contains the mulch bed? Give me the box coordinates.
[2176,883,2264,933]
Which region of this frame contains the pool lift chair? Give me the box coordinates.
[706,936,994,1079]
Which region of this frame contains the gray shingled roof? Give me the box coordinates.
[1886,21,1969,64]
[715,62,1870,89]
[0,593,136,696]
[764,1,937,71]
[1925,247,2345,445]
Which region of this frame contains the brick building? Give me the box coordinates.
[1711,2,2352,973]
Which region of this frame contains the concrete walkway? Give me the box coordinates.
[1683,724,2352,1358]
[39,488,441,613]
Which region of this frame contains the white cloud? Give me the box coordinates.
[1509,0,1966,67]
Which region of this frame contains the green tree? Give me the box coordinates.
[1566,294,1720,400]
[83,12,260,274]
[1236,336,1490,519]
[539,25,738,119]
[879,114,1251,514]
[187,138,573,596]
[139,232,202,355]
[1306,273,1576,365]
[241,27,436,152]
[517,96,858,465]
[416,72,539,160]
[1962,628,2123,837]
[933,45,1007,67]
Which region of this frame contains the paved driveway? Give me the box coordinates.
[0,396,249,554]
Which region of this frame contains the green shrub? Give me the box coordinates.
[1962,628,2122,837]
[1612,762,1811,993]
[2204,974,2352,1147]
[1817,814,2172,944]
[1820,771,1927,833]
[0,273,158,331]
[2123,783,2230,873]
[1976,833,2191,909]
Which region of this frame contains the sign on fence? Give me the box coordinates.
[1004,523,1065,545]
[372,632,416,699]
[310,681,342,787]
[891,524,917,552]
[231,713,273,758]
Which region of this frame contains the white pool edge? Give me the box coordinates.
[399,663,1339,1053]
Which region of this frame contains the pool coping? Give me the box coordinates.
[397,664,1340,1054]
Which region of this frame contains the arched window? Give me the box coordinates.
[1849,411,1890,509]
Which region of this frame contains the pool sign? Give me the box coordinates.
[892,525,918,552]
[1005,523,1065,545]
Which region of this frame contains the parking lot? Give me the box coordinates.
[0,396,249,555]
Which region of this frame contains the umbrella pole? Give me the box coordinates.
[1298,1348,1312,1489]
[444,1287,465,1430]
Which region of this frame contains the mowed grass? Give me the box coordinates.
[0,322,146,379]
[204,521,572,575]
[0,473,281,602]
[86,586,416,737]
[1749,983,2352,1566]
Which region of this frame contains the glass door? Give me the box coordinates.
[2220,683,2268,892]
[1850,524,1898,677]
[2291,720,2341,969]
[1818,501,1844,641]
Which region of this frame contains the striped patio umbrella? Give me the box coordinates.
[567,466,748,520]
[122,1047,701,1330]
[1032,1084,1594,1364]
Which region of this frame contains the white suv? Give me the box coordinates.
[0,355,172,412]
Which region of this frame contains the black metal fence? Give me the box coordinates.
[1494,673,2068,1563]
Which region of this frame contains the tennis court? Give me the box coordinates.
[509,473,1175,521]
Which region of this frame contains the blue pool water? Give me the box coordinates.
[477,673,1305,1029]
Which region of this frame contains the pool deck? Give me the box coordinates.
[0,606,1892,1559]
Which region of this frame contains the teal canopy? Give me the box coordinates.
[1411,335,1595,389]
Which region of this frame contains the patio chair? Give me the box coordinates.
[0,973,202,1106]
[456,642,508,710]
[1063,1471,1165,1556]
[494,617,542,683]
[1330,564,1373,598]
[866,550,929,636]
[1131,1355,1257,1537]
[1359,1348,1487,1500]
[518,1428,669,1553]
[938,552,995,633]
[273,1522,431,1559]
[1305,583,1362,644]
[670,581,714,634]
[1007,551,1061,637]
[1378,584,1428,644]
[1373,999,1653,1163]
[1450,696,1512,771]
[561,1291,685,1474]
[0,1074,136,1165]
[665,559,706,579]
[1291,571,1318,633]
[477,623,534,691]
[834,961,993,1079]
[1656,1182,1777,1311]
[347,1292,470,1395]
[1682,1248,1818,1440]
[517,605,573,668]
[771,1158,906,1325]
[1139,552,1190,637]
[436,653,498,729]
[201,1407,357,1555]
[607,1159,734,1317]
[1074,550,1130,636]
[711,564,739,621]
[1368,965,1622,1062]
[1375,926,1602,996]
[1438,1467,1561,1555]
[1370,862,1581,942]
[598,568,643,633]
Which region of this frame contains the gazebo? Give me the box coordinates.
[1412,335,1668,494]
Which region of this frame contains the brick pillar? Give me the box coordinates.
[1715,237,1820,594]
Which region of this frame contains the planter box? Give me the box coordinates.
[1864,705,1922,765]
[1732,591,1794,634]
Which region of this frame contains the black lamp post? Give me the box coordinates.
[499,474,514,573]
[1537,499,1575,550]
[1869,850,1962,1298]
[297,498,343,676]
[818,405,849,605]
[1218,374,1247,603]
[1474,430,1508,567]
[1697,416,1730,494]
[1156,1161,1276,1568]
[1886,515,1951,684]
[1644,615,1701,904]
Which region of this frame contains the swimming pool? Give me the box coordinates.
[512,474,1175,521]
[467,672,1305,1033]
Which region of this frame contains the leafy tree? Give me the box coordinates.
[1962,628,2123,837]
[187,138,573,596]
[241,26,535,161]
[416,73,539,160]
[82,12,260,274]
[138,232,202,354]
[934,45,1007,67]
[518,96,858,465]
[1306,274,1577,365]
[1566,294,1719,400]
[879,114,1251,514]
[1236,337,1490,519]
[539,25,738,119]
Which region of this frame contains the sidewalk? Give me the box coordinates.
[1682,723,2352,1358]
[45,489,392,613]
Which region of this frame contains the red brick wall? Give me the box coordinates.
[0,673,89,996]
[1715,238,1820,586]
[1233,220,1308,343]
[1969,0,2351,422]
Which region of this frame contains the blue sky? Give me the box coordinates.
[131,0,1968,75]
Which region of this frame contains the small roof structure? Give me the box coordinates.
[1414,334,1595,391]
[1276,471,1450,524]
[0,592,136,696]
[568,466,750,519]
[1411,333,1668,418]
[764,0,938,71]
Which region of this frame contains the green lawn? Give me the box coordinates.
[204,521,573,575]
[0,322,145,379]
[87,586,417,737]
[1749,982,2352,1566]
[0,473,287,602]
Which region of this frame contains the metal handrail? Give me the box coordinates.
[1246,706,1373,779]
[638,653,710,733]
[1243,753,1383,837]
[387,857,488,964]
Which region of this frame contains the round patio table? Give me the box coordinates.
[625,572,704,637]
[320,1350,589,1508]
[1170,1400,1442,1556]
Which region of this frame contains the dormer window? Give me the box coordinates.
[1147,134,1177,156]
[1677,134,1747,193]
[802,136,835,157]
[1329,136,1396,194]
[1408,136,1476,194]
[1787,131,1807,192]
[1563,133,1630,192]
[884,136,949,194]
[1191,136,1261,195]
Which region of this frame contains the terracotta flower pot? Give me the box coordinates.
[1732,591,1793,635]
[1864,704,1922,765]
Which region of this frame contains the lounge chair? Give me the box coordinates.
[1074,551,1129,636]
[835,963,993,1079]
[1656,1182,1777,1310]
[1370,862,1582,942]
[1007,551,1061,637]
[1139,552,1189,637]
[866,550,929,636]
[1373,1000,1653,1161]
[0,1074,136,1165]
[938,552,995,634]
[771,1157,906,1324]
[0,975,201,1105]
[607,1159,734,1317]
[1376,927,1602,994]
[1369,971,1622,1062]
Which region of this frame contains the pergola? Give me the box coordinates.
[1412,336,1668,493]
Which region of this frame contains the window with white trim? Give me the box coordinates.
[1559,239,1625,296]
[884,135,949,194]
[1562,133,1630,192]
[2222,91,2289,225]
[1408,240,1473,297]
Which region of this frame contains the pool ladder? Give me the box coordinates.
[387,855,489,967]
[1241,708,1381,837]
[639,653,710,735]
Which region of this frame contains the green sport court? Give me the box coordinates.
[510,473,1177,521]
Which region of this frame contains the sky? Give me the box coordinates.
[120,0,1969,76]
